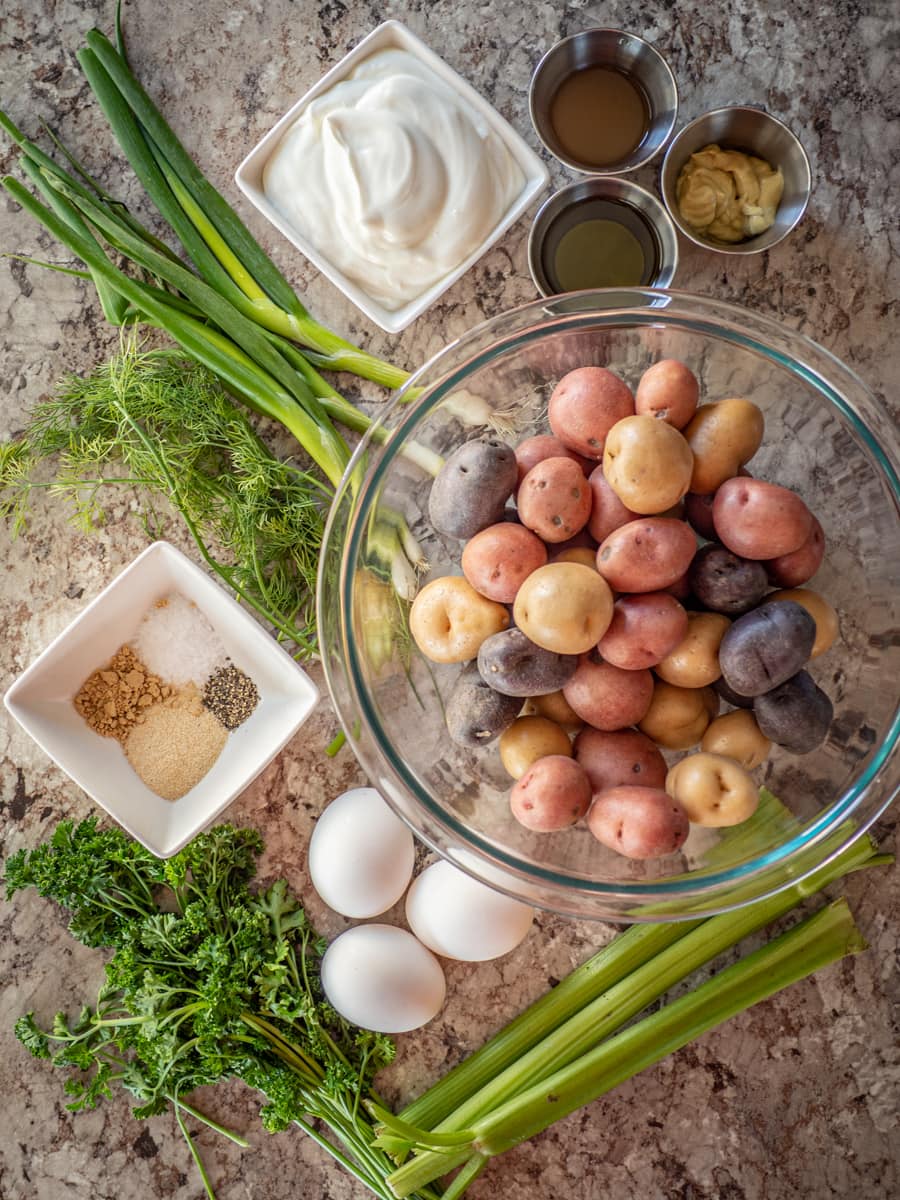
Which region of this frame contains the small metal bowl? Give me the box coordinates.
[529,28,678,175]
[660,106,812,254]
[528,177,679,297]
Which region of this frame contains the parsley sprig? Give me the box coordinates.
[5,818,440,1200]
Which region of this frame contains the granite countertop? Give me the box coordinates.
[1,2,898,1198]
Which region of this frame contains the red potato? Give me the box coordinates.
[509,755,592,832]
[713,477,813,560]
[461,523,548,603]
[514,434,589,486]
[587,787,690,859]
[563,654,654,730]
[596,592,689,670]
[634,359,700,429]
[596,518,698,593]
[574,727,667,792]
[664,570,692,601]
[517,457,592,543]
[587,466,640,543]
[765,515,825,586]
[548,366,634,459]
[684,490,717,539]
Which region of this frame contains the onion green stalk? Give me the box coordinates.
[383,827,887,1162]
[382,898,868,1196]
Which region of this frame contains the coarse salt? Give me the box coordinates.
[132,592,227,686]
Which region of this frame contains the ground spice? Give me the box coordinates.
[124,684,228,801]
[203,663,260,730]
[133,592,227,686]
[74,645,171,742]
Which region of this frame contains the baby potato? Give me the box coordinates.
[445,664,523,748]
[514,563,614,654]
[765,515,826,587]
[596,592,689,670]
[587,787,690,859]
[634,359,700,429]
[410,576,509,663]
[639,680,718,749]
[718,600,816,697]
[563,654,654,731]
[461,523,547,603]
[768,588,839,658]
[552,546,599,569]
[683,490,717,539]
[514,433,589,485]
[587,465,640,543]
[522,689,584,731]
[574,727,667,792]
[701,709,771,769]
[683,398,764,494]
[655,611,731,688]
[510,755,592,831]
[713,477,813,560]
[597,518,698,593]
[499,716,572,779]
[518,457,592,543]
[603,415,694,515]
[548,366,635,459]
[688,543,769,615]
[428,437,518,539]
[753,670,833,753]
[477,628,578,697]
[665,752,759,828]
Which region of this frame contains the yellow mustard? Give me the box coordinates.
[676,144,784,243]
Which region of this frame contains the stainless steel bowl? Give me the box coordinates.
[529,28,678,175]
[528,177,678,296]
[660,106,812,254]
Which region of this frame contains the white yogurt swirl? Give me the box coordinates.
[263,48,525,311]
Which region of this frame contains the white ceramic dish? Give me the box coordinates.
[234,19,549,333]
[4,542,319,858]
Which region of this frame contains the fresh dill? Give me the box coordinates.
[0,338,327,655]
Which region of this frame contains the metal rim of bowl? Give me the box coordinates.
[528,28,680,176]
[527,176,680,295]
[659,105,812,254]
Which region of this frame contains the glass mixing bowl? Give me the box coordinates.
[317,290,900,921]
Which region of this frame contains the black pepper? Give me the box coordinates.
[203,663,260,730]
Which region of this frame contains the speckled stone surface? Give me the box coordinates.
[1,2,898,1198]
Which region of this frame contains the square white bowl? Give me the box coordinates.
[4,541,319,858]
[234,19,549,333]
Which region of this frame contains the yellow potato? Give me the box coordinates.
[701,709,771,769]
[514,563,613,654]
[602,415,694,514]
[655,612,731,688]
[665,752,760,828]
[768,588,839,658]
[552,546,599,570]
[522,690,584,731]
[409,576,508,664]
[683,398,764,494]
[499,716,572,780]
[639,680,718,750]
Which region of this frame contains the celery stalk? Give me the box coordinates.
[386,899,866,1196]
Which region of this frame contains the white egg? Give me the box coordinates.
[309,787,415,918]
[320,924,446,1033]
[405,861,535,962]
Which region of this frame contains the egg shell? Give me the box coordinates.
[320,924,446,1033]
[405,860,535,961]
[308,787,415,918]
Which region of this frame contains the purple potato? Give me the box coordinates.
[718,600,816,697]
[753,671,833,753]
[428,437,518,540]
[477,628,578,697]
[445,664,522,748]
[689,543,769,615]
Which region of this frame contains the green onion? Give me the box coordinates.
[384,898,867,1196]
